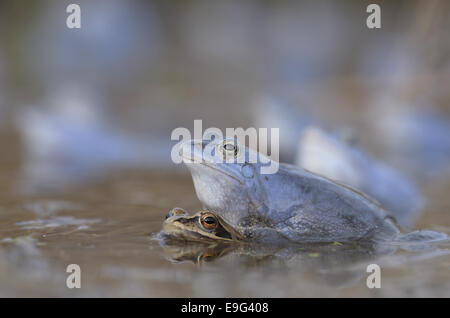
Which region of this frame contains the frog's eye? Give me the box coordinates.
[200,213,218,230]
[219,140,239,158]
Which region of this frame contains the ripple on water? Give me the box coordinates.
[15,216,101,230]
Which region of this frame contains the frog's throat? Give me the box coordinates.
[182,155,243,185]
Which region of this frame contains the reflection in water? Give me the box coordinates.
[158,237,237,265]
[155,232,449,289]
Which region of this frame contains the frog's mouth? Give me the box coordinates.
[181,155,244,185]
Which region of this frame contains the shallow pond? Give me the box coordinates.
[0,133,449,297]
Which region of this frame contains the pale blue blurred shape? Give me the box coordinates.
[368,97,450,179]
[297,126,424,226]
[251,95,316,163]
[15,85,181,193]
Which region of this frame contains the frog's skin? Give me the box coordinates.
[296,126,424,226]
[159,208,398,265]
[179,138,401,243]
[162,208,244,243]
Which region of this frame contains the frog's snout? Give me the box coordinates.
[179,139,207,161]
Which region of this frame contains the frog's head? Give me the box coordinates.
[162,208,244,242]
[179,138,272,224]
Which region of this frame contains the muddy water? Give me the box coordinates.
[0,134,449,297]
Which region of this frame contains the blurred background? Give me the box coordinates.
[0,0,449,190]
[0,0,449,297]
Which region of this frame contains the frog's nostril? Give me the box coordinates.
[241,163,254,178]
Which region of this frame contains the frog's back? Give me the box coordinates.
[259,164,400,243]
